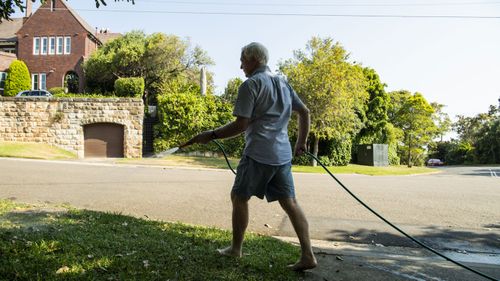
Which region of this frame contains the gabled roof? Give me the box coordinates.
[20,0,102,45]
[0,18,23,41]
[59,0,96,36]
[56,0,103,45]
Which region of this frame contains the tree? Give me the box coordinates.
[3,60,30,96]
[221,77,243,105]
[474,117,500,164]
[83,31,213,103]
[279,37,368,165]
[0,0,133,22]
[453,110,495,145]
[352,67,404,164]
[355,67,390,144]
[388,91,437,167]
[453,103,500,164]
[430,102,452,142]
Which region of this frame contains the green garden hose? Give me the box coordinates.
[212,139,498,281]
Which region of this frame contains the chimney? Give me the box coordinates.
[25,0,33,17]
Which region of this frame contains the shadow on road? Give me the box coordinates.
[326,226,500,252]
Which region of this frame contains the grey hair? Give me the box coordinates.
[241,42,269,65]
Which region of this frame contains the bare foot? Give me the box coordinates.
[217,246,242,258]
[287,259,317,271]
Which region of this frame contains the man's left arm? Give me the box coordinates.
[181,116,249,148]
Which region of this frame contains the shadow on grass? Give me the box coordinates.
[0,208,301,281]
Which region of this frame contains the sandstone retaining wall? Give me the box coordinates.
[0,97,143,158]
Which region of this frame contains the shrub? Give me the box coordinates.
[321,138,352,166]
[292,154,311,166]
[154,92,235,155]
[388,144,400,165]
[319,156,334,166]
[114,77,144,98]
[49,87,66,95]
[4,60,30,96]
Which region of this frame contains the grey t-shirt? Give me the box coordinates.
[233,65,305,165]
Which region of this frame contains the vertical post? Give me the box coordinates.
[200,66,207,96]
[407,133,412,168]
[25,0,33,17]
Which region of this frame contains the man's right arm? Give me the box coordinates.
[294,104,310,156]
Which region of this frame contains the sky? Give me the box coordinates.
[15,0,500,121]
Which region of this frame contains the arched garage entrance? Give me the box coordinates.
[84,123,124,158]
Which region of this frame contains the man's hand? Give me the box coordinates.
[180,130,213,148]
[294,142,308,156]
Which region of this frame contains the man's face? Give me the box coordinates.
[240,55,259,77]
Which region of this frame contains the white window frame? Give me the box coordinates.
[31,73,47,90]
[49,37,55,55]
[41,37,48,55]
[40,73,47,90]
[33,37,40,55]
[64,36,71,54]
[32,74,39,90]
[56,36,63,54]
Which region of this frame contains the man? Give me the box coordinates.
[182,42,316,271]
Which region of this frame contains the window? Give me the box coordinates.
[32,73,46,90]
[32,74,39,90]
[0,72,7,90]
[49,37,55,55]
[33,37,40,55]
[40,73,46,90]
[56,37,63,54]
[41,37,48,55]
[64,36,71,54]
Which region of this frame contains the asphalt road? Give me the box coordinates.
[0,158,498,255]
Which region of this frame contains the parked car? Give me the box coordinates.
[427,158,444,166]
[16,90,52,97]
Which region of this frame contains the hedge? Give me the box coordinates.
[114,77,144,98]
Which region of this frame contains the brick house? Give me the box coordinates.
[0,0,120,93]
[0,1,140,159]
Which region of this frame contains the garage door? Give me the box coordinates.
[84,123,124,158]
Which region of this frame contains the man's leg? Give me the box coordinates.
[218,193,249,257]
[279,198,317,271]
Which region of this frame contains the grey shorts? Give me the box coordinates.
[232,156,295,202]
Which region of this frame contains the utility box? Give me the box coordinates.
[357,144,389,166]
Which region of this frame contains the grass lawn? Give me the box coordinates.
[0,141,436,176]
[119,155,436,176]
[293,163,435,176]
[0,141,76,160]
[119,155,241,170]
[0,199,301,281]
